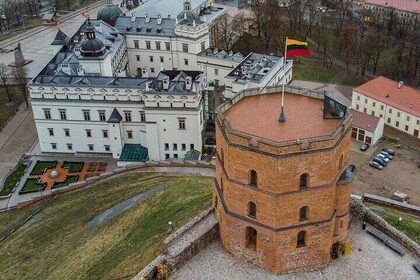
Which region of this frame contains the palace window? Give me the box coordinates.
[146,41,151,49]
[182,43,189,53]
[127,130,133,139]
[59,109,67,120]
[98,110,106,121]
[124,111,132,122]
[64,129,70,137]
[103,130,108,138]
[165,42,170,50]
[44,109,51,120]
[178,118,186,129]
[83,110,90,121]
[48,128,54,136]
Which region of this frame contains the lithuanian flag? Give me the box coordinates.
[286,38,310,57]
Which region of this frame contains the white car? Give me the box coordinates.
[377,153,390,162]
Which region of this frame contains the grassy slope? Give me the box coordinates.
[365,203,420,243]
[0,172,213,280]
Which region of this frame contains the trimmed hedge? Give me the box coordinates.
[19,178,46,194]
[0,163,28,196]
[52,175,79,189]
[30,161,58,175]
[62,161,84,173]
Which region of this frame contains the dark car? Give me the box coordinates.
[381,148,395,155]
[380,151,394,160]
[348,164,356,173]
[360,143,369,151]
[369,161,383,170]
[373,157,387,167]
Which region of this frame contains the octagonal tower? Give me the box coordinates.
[213,86,353,273]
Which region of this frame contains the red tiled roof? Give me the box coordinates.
[354,76,420,117]
[349,109,381,132]
[365,0,420,13]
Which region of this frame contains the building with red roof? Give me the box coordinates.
[351,76,420,139]
[349,109,384,144]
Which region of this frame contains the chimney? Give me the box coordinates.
[185,76,192,90]
[163,75,170,90]
[131,14,136,22]
[157,14,162,24]
[145,14,150,23]
[398,81,403,89]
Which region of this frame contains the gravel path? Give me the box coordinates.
[87,183,170,227]
[171,219,419,280]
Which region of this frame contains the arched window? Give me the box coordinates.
[299,206,308,221]
[248,202,256,218]
[250,170,257,187]
[245,226,257,250]
[338,153,344,170]
[300,173,309,189]
[297,231,306,248]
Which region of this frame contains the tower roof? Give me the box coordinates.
[97,0,123,24]
[51,29,70,46]
[107,108,122,123]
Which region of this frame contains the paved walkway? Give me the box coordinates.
[87,182,170,227]
[171,220,419,280]
[0,102,37,183]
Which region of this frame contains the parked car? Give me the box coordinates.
[377,153,390,162]
[381,148,395,155]
[369,161,383,170]
[348,164,356,173]
[373,157,387,167]
[360,143,370,151]
[380,151,394,160]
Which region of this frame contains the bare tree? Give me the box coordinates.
[216,13,247,51]
[339,24,357,74]
[0,63,12,104]
[11,67,29,107]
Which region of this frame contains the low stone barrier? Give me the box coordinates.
[350,197,420,258]
[132,207,218,280]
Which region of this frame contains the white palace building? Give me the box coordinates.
[28,0,293,164]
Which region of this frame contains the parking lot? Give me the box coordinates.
[350,139,420,206]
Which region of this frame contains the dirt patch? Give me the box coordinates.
[350,140,420,206]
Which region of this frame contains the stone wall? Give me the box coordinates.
[350,197,420,258]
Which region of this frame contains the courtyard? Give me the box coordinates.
[170,220,419,280]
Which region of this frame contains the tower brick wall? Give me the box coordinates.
[213,90,353,273]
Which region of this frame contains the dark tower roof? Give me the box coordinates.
[51,29,70,46]
[80,19,106,57]
[97,0,123,25]
[107,108,122,123]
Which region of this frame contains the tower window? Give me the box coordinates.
[248,202,256,218]
[245,226,257,250]
[297,231,306,248]
[300,173,308,189]
[250,170,257,187]
[299,206,308,221]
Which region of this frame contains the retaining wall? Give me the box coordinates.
[350,197,420,258]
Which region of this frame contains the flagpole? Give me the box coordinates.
[279,36,287,123]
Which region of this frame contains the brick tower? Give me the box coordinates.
[213,87,353,273]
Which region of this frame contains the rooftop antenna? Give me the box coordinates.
[279,36,287,123]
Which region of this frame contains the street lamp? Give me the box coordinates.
[168,221,174,230]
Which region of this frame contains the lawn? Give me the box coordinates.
[19,178,46,194]
[0,172,213,280]
[0,164,27,196]
[0,86,24,127]
[52,175,79,189]
[62,161,84,173]
[30,161,58,175]
[365,203,420,243]
[292,59,340,83]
